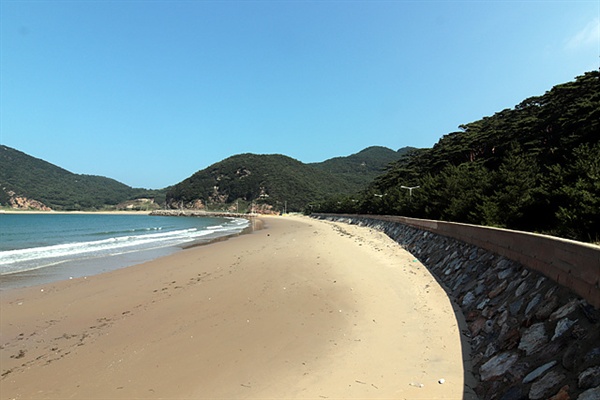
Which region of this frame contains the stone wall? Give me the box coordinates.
[312,214,600,400]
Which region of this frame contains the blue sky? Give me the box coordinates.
[1,1,598,189]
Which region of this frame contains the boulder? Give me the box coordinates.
[480,351,519,381]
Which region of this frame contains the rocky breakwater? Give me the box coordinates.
[150,209,257,219]
[312,214,600,400]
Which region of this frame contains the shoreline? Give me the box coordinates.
[0,209,153,215]
[0,215,262,292]
[0,215,471,399]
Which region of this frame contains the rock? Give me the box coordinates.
[562,342,583,371]
[470,317,487,336]
[469,248,478,260]
[577,386,600,400]
[499,386,526,400]
[525,294,542,316]
[536,296,559,320]
[541,339,568,362]
[578,366,600,389]
[584,347,600,363]
[515,281,528,297]
[548,385,570,400]
[529,371,566,400]
[477,298,490,310]
[497,268,514,280]
[463,291,476,307]
[499,328,521,350]
[510,360,533,381]
[479,351,519,381]
[536,277,546,289]
[507,278,523,293]
[489,280,508,298]
[484,342,498,358]
[482,306,495,319]
[497,309,509,327]
[6,190,53,211]
[509,299,524,315]
[519,322,548,356]
[523,361,558,384]
[552,318,577,341]
[474,282,487,296]
[550,300,580,321]
[545,286,558,299]
[496,258,511,269]
[466,310,481,322]
[580,303,599,324]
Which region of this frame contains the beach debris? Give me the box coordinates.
[439,378,445,384]
[409,382,424,388]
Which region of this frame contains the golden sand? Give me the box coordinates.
[1,215,471,399]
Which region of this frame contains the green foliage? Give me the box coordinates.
[166,148,410,213]
[551,143,600,241]
[310,146,415,187]
[168,154,350,213]
[318,70,599,242]
[0,146,166,210]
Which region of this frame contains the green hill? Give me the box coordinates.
[0,145,164,211]
[166,154,352,213]
[165,147,409,213]
[316,71,599,242]
[310,146,415,187]
[0,144,408,213]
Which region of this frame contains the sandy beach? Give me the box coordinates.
[1,215,472,399]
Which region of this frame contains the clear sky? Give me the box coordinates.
[1,1,598,189]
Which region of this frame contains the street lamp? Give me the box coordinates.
[400,185,420,199]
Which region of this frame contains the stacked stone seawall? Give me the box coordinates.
[312,214,600,400]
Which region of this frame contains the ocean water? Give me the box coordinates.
[0,213,249,290]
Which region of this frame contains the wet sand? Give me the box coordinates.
[1,215,471,399]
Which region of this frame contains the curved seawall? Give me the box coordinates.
[312,214,600,400]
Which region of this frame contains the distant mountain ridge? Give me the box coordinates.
[0,145,410,212]
[166,146,412,213]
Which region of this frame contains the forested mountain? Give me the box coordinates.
[1,144,406,212]
[166,147,409,213]
[0,146,165,210]
[310,146,415,187]
[314,71,599,242]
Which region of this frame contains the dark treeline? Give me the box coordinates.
[310,71,599,242]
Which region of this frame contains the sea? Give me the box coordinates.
[0,213,250,291]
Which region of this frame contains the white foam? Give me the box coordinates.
[0,219,249,275]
